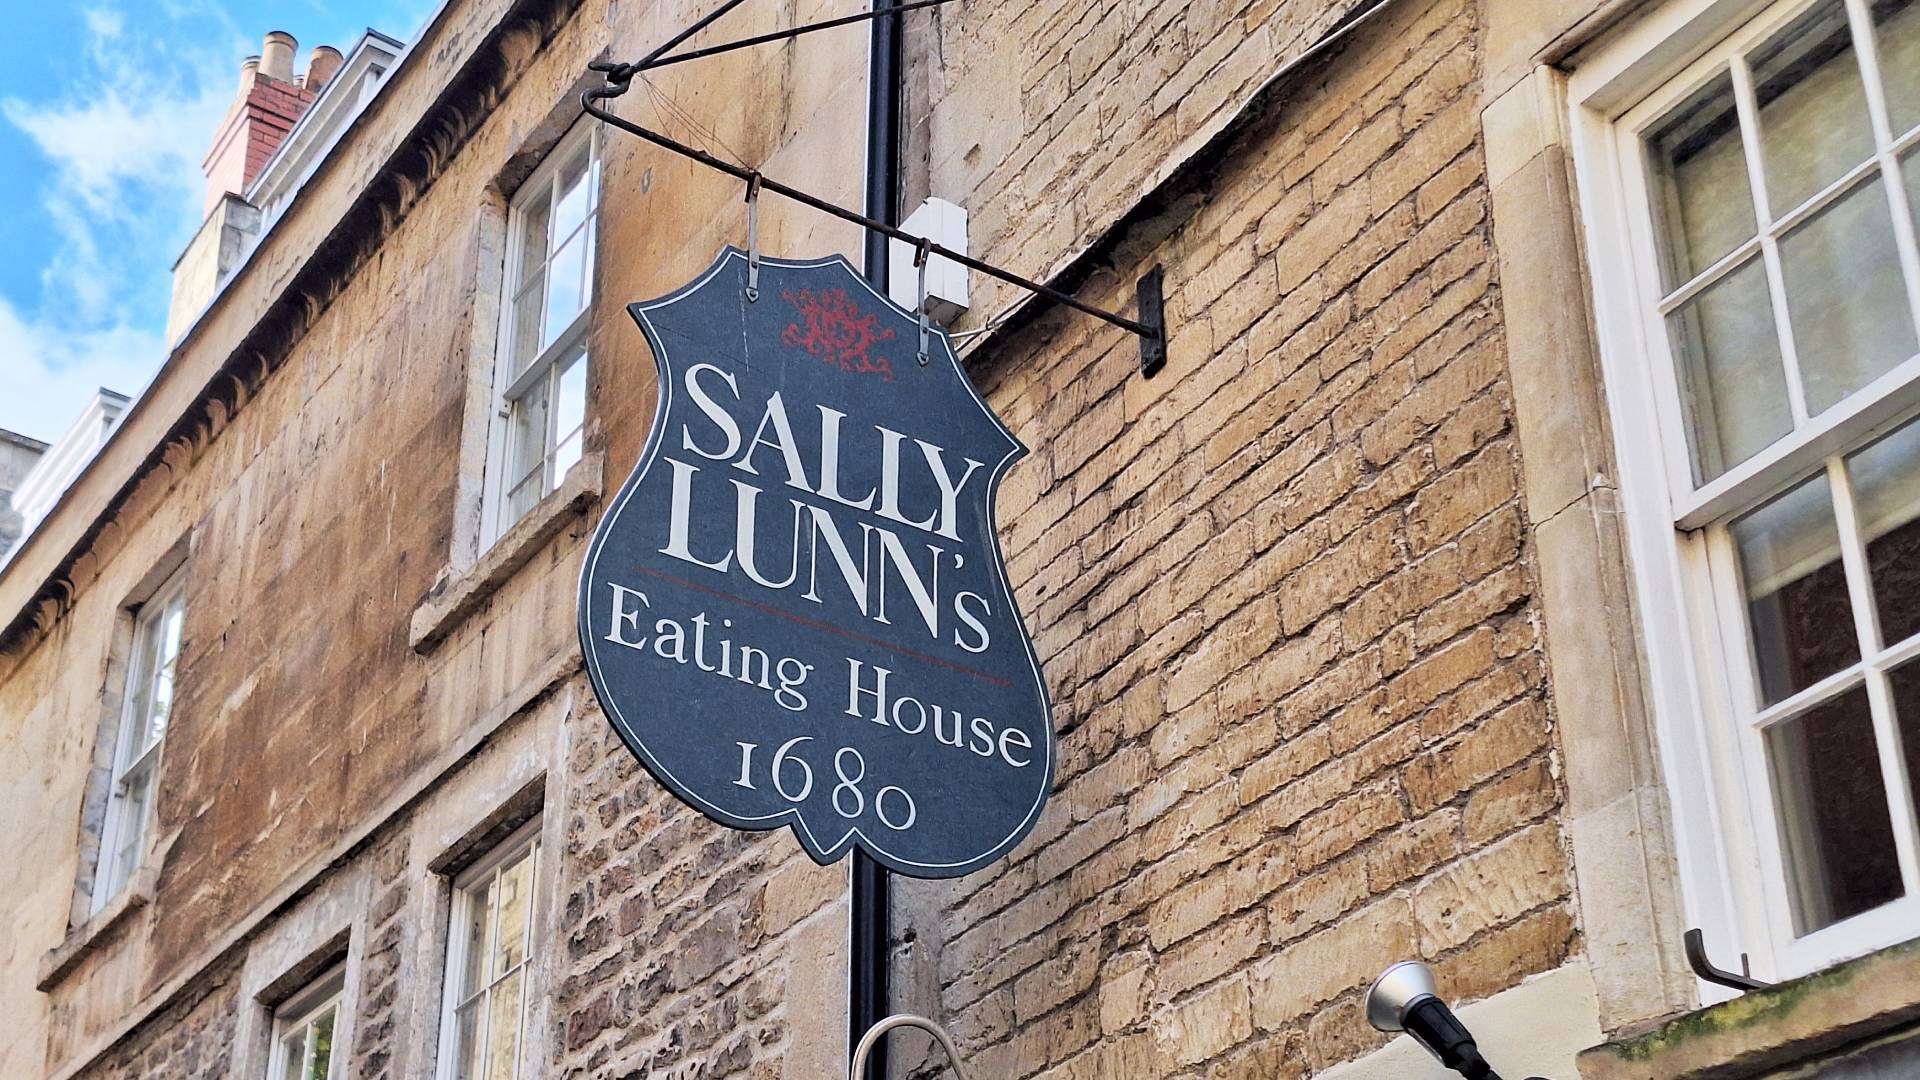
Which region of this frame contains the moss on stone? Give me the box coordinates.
[1598,937,1920,1062]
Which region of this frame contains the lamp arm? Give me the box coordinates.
[850,1014,973,1080]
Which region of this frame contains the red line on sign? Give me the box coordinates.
[627,563,1016,689]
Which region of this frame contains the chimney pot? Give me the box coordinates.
[201,33,321,212]
[304,45,344,95]
[261,31,296,82]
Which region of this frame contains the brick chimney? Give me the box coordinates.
[199,31,319,214]
[171,31,344,347]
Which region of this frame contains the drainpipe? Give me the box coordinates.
[852,4,902,1078]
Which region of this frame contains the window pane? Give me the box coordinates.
[308,1008,336,1080]
[109,763,153,890]
[504,471,543,527]
[484,968,524,1080]
[280,1031,305,1080]
[552,148,592,244]
[145,594,183,751]
[510,278,545,376]
[144,657,175,751]
[1768,684,1903,933]
[1907,148,1920,245]
[1893,657,1920,826]
[494,850,532,975]
[553,354,586,459]
[1647,71,1757,286]
[581,219,596,309]
[1849,416,1920,646]
[1735,471,1860,704]
[552,432,582,484]
[460,876,497,999]
[1668,257,1794,480]
[543,234,587,349]
[120,638,159,763]
[504,377,552,521]
[452,997,484,1080]
[1873,0,1920,137]
[516,190,551,287]
[1781,176,1918,413]
[1751,0,1878,215]
[159,595,184,664]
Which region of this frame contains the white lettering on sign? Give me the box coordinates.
[843,658,1033,770]
[579,252,1054,879]
[603,584,814,712]
[660,363,996,650]
[602,581,1032,836]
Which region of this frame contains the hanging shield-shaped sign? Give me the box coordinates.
[579,249,1053,879]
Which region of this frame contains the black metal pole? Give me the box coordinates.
[852,4,901,1075]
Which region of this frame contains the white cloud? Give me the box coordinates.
[83,8,125,42]
[0,1,431,447]
[2,57,234,326]
[2,87,223,214]
[0,6,245,443]
[0,297,160,444]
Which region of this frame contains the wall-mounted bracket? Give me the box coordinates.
[1684,928,1771,992]
[620,0,960,74]
[1136,266,1167,377]
[582,53,1170,364]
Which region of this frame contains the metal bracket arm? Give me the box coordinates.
[619,0,961,74]
[581,71,1169,356]
[1684,928,1771,992]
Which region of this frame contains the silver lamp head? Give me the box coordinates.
[1365,960,1440,1033]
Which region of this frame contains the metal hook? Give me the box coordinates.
[850,1014,973,1080]
[914,236,933,367]
[744,171,764,302]
[1684,928,1770,992]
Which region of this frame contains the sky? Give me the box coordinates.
[0,0,438,445]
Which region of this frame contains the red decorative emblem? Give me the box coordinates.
[781,287,896,381]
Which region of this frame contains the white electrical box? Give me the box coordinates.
[888,198,970,325]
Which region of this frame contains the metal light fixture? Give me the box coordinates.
[1365,961,1532,1080]
[850,1015,972,1080]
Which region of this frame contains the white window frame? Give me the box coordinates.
[267,964,346,1080]
[1571,0,1920,983]
[484,122,600,547]
[93,565,187,913]
[435,819,541,1080]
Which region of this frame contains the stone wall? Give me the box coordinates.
[892,0,1577,1075]
[905,0,1365,318]
[68,960,239,1080]
[350,827,413,1080]
[545,691,849,1079]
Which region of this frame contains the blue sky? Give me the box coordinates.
[0,0,438,444]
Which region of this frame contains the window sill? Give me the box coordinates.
[37,867,158,991]
[1576,937,1920,1079]
[409,452,604,654]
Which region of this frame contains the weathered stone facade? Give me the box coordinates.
[7,0,1920,1077]
[890,1,1577,1075]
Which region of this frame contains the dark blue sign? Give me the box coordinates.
[579,249,1053,879]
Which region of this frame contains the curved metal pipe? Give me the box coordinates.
[850,1014,974,1080]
